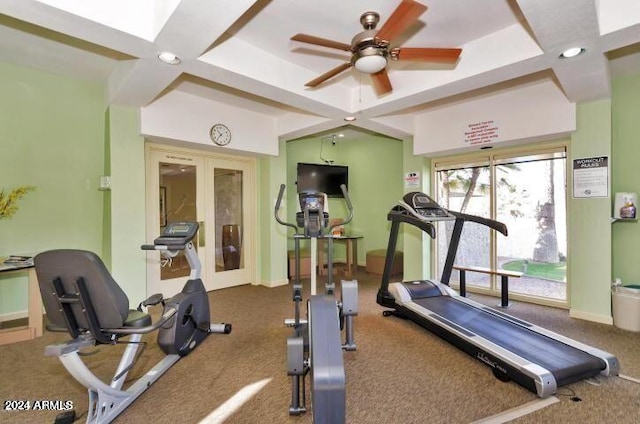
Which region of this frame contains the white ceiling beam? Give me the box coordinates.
[515,0,611,101]
[553,53,611,102]
[155,0,259,60]
[109,0,259,106]
[107,59,182,106]
[187,59,350,118]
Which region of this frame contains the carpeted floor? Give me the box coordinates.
[1,269,638,423]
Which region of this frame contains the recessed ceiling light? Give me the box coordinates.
[344,116,356,122]
[559,47,585,59]
[337,133,345,138]
[158,51,181,65]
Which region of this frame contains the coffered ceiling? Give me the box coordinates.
[1,0,639,140]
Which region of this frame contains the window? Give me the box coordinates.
[434,146,568,305]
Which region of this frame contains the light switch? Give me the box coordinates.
[99,176,111,191]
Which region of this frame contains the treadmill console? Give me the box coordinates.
[399,192,454,222]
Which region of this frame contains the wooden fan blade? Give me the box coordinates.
[305,62,352,87]
[371,69,392,95]
[395,47,462,62]
[291,33,351,51]
[376,0,427,43]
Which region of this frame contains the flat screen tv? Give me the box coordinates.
[296,163,348,197]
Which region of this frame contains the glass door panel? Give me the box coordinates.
[146,150,205,298]
[214,168,244,272]
[496,156,567,301]
[205,157,254,290]
[436,165,491,289]
[159,163,197,281]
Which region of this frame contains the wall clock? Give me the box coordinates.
[210,124,232,146]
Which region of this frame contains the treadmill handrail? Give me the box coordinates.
[447,210,508,236]
[379,199,509,298]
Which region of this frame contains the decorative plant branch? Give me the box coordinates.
[0,186,36,219]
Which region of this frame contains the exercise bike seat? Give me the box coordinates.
[123,310,152,328]
[34,249,151,341]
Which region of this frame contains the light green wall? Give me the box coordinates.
[258,139,289,286]
[403,138,432,281]
[569,99,613,322]
[286,134,404,265]
[106,106,147,303]
[0,62,105,316]
[612,73,640,285]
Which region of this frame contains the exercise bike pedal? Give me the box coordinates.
[137,292,165,311]
[209,323,233,334]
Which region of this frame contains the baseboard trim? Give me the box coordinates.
[0,310,28,322]
[569,308,613,325]
[256,279,289,288]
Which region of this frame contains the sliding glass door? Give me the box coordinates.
[434,146,568,305]
[436,163,492,290]
[494,152,567,302]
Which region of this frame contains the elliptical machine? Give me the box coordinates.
[34,221,231,424]
[274,184,358,423]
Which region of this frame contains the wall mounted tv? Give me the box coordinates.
[296,162,348,198]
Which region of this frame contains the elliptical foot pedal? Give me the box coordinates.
[289,406,307,416]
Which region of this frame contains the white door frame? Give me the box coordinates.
[145,143,257,296]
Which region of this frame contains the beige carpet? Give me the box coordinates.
[1,270,638,423]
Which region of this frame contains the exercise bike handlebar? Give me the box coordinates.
[141,244,187,251]
[274,184,299,234]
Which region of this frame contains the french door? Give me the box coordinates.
[434,145,568,306]
[145,145,256,297]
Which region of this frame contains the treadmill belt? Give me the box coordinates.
[412,296,605,382]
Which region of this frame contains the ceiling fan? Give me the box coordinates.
[290,0,462,95]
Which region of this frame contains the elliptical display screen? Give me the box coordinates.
[299,192,325,212]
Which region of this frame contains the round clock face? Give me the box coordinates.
[210,124,231,146]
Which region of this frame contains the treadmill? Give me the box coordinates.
[376,192,619,398]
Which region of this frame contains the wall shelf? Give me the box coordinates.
[611,217,638,223]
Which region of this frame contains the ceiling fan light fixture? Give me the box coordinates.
[353,47,387,74]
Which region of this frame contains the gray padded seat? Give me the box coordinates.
[34,249,151,333]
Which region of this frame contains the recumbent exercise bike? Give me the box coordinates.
[34,221,230,424]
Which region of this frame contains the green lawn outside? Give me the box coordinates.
[502,259,566,281]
